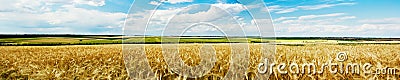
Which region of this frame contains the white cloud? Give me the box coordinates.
[359,18,400,24]
[273,13,399,37]
[298,13,345,20]
[280,23,400,37]
[0,0,106,13]
[358,24,399,32]
[267,5,283,12]
[276,13,353,25]
[272,2,356,14]
[73,0,106,6]
[186,25,218,33]
[42,5,126,28]
[161,0,193,4]
[273,17,296,22]
[211,3,245,14]
[0,0,126,34]
[338,16,356,20]
[275,8,297,14]
[354,18,400,37]
[124,3,259,36]
[148,1,160,5]
[297,3,356,10]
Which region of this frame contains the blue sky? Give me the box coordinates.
[0,0,399,37]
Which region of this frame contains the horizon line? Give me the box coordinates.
[0,34,399,38]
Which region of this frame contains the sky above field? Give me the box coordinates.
[0,0,399,37]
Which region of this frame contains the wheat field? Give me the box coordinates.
[1,44,399,79]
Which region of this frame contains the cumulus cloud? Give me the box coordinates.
[279,23,400,37]
[273,17,296,22]
[211,3,245,14]
[0,0,107,13]
[148,1,160,5]
[0,0,126,34]
[124,3,266,36]
[161,0,193,4]
[0,0,106,12]
[43,5,125,28]
[73,0,106,6]
[359,18,400,24]
[276,13,355,25]
[275,8,297,14]
[273,13,399,37]
[267,5,283,12]
[297,3,356,10]
[298,13,345,20]
[272,2,356,14]
[171,5,232,23]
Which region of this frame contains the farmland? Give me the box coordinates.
[1,44,399,79]
[1,34,399,46]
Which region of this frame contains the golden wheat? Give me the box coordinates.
[0,45,127,79]
[1,44,399,79]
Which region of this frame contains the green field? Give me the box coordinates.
[0,37,121,45]
[1,36,399,46]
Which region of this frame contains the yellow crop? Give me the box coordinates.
[1,44,399,79]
